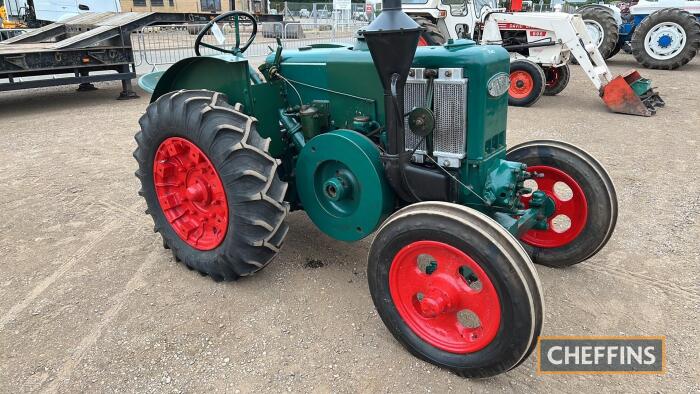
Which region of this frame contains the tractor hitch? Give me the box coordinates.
[601,70,665,116]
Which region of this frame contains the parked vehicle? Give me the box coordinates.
[402,0,663,115]
[134,6,619,378]
[1,0,120,28]
[580,0,700,69]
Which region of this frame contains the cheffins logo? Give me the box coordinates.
[537,336,665,374]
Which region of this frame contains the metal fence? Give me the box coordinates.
[269,2,369,24]
[530,2,578,13]
[133,21,368,71]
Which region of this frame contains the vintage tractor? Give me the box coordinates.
[134,2,618,378]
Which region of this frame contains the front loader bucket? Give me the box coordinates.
[601,70,665,116]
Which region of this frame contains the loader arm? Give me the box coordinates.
[482,12,613,89]
[481,12,664,116]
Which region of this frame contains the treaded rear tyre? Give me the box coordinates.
[580,6,620,59]
[413,16,447,45]
[368,202,543,378]
[631,8,700,70]
[134,89,289,281]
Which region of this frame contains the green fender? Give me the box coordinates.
[138,55,287,158]
[143,55,255,110]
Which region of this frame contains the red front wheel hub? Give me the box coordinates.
[509,70,534,99]
[153,137,228,250]
[521,165,588,248]
[389,241,501,354]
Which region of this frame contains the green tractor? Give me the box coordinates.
[134,1,617,378]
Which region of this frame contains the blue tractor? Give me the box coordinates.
[579,0,700,69]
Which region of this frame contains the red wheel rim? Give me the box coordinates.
[545,67,559,88]
[389,241,501,353]
[521,165,588,248]
[153,137,228,250]
[509,70,534,99]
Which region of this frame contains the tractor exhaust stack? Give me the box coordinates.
[360,0,426,202]
[360,0,422,155]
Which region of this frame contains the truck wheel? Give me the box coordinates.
[580,6,620,59]
[134,90,289,281]
[368,202,543,378]
[631,8,700,70]
[506,140,617,267]
[543,64,570,96]
[509,60,545,107]
[413,16,446,45]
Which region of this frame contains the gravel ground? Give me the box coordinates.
[0,53,698,393]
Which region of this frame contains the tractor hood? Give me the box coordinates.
[266,39,510,160]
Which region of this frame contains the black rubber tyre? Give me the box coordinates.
[580,5,620,59]
[508,59,545,107]
[413,16,447,45]
[506,140,617,268]
[134,89,289,281]
[543,64,570,96]
[368,202,543,378]
[631,8,700,70]
[608,40,623,58]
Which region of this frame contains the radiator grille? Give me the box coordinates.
[433,78,467,158]
[404,76,427,153]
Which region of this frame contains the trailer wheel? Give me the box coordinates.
[413,16,447,45]
[580,6,620,59]
[134,90,289,281]
[543,64,570,96]
[508,60,545,107]
[368,202,543,378]
[506,140,617,267]
[631,8,700,70]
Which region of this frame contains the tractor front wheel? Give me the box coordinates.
[508,60,545,107]
[543,64,570,96]
[368,202,543,378]
[134,90,289,281]
[506,140,617,267]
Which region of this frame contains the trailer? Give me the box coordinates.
[0,11,212,97]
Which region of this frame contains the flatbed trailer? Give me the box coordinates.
[0,11,213,97]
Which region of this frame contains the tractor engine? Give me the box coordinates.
[261,33,531,240]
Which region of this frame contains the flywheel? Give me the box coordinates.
[295,130,394,241]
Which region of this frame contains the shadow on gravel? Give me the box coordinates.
[604,55,700,72]
[0,82,146,117]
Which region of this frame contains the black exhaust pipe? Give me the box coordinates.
[361,0,424,202]
[361,0,422,155]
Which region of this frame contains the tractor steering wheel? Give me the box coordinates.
[194,11,257,56]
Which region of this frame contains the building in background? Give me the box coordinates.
[119,0,252,13]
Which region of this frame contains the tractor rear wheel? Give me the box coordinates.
[631,8,700,70]
[413,16,446,45]
[134,89,289,281]
[580,6,620,59]
[543,64,570,96]
[508,60,545,107]
[368,202,543,378]
[506,140,617,267]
